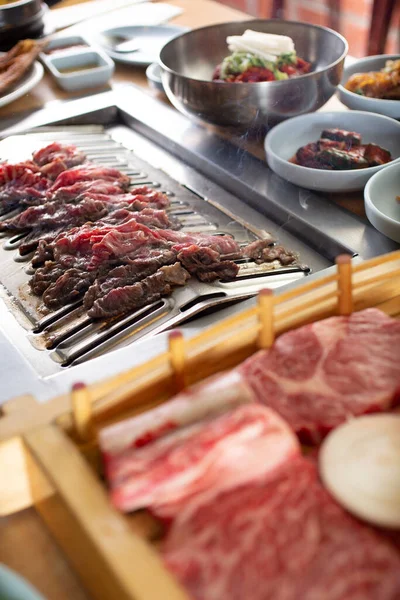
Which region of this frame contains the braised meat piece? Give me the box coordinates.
[177,245,239,282]
[243,241,298,266]
[318,148,369,170]
[87,263,190,319]
[363,143,392,166]
[293,131,392,170]
[295,143,326,169]
[320,129,362,147]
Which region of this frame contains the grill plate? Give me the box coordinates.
[0,126,311,373]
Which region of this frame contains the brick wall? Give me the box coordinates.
[219,0,400,57]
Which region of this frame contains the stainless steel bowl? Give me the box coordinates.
[159,19,348,131]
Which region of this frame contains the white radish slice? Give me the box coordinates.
[319,414,400,529]
[243,30,295,53]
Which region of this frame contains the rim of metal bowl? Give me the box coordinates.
[338,53,400,105]
[159,19,349,87]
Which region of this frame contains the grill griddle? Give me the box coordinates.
[0,85,396,386]
[0,127,309,371]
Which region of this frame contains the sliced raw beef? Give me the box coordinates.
[177,245,239,282]
[87,262,190,319]
[102,404,299,518]
[0,198,109,232]
[32,142,86,179]
[163,457,400,600]
[100,371,253,455]
[158,229,241,257]
[48,179,129,203]
[237,308,400,443]
[0,163,49,213]
[48,165,130,192]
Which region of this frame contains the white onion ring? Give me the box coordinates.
[319,414,400,529]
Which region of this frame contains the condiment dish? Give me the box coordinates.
[264,111,400,193]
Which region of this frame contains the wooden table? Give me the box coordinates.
[0,3,362,598]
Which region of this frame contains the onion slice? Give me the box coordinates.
[319,414,400,529]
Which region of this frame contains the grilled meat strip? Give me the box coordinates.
[83,250,178,311]
[243,241,298,265]
[87,263,190,319]
[177,245,239,282]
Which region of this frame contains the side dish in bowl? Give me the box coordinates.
[291,129,392,170]
[364,162,400,243]
[345,58,400,99]
[338,54,400,120]
[265,111,400,192]
[212,30,311,83]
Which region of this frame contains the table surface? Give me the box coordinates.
[0,1,363,598]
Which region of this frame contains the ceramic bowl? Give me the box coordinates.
[338,54,400,120]
[0,564,46,600]
[264,111,400,193]
[146,62,163,92]
[44,48,114,92]
[364,161,400,244]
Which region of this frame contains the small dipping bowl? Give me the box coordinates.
[44,48,114,91]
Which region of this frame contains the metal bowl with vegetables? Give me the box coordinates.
[159,20,348,131]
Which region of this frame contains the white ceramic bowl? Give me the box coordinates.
[364,162,400,244]
[338,54,400,119]
[264,111,400,193]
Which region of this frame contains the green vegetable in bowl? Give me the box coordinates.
[219,51,289,81]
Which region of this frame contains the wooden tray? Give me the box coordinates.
[1,251,400,600]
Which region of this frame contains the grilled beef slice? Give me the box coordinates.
[83,250,178,311]
[177,245,239,282]
[87,263,190,319]
[243,241,298,266]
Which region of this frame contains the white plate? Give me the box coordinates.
[96,25,188,67]
[264,111,400,193]
[364,161,400,244]
[0,60,44,109]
